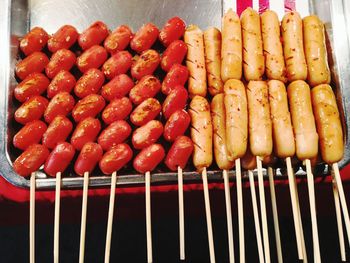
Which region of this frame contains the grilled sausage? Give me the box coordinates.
[15,96,49,125]
[72,94,105,122]
[129,75,161,105]
[102,97,133,124]
[47,25,79,53]
[133,144,165,173]
[104,25,133,54]
[162,86,188,119]
[20,27,49,56]
[130,23,159,53]
[76,45,108,73]
[70,117,101,151]
[42,115,73,149]
[102,51,132,79]
[161,64,189,95]
[98,120,132,151]
[15,52,49,80]
[45,49,76,79]
[132,120,163,150]
[74,142,103,175]
[44,142,75,176]
[131,49,160,80]
[163,109,191,142]
[165,136,194,171]
[47,70,76,98]
[161,40,187,72]
[78,21,109,50]
[44,92,75,123]
[13,120,47,150]
[14,73,49,102]
[74,68,105,98]
[130,98,161,126]
[99,143,133,174]
[159,17,186,47]
[101,74,134,101]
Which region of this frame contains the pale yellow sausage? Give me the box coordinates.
[287,80,318,160]
[211,94,234,170]
[221,9,242,82]
[241,7,265,81]
[247,81,273,157]
[268,80,295,158]
[281,12,308,81]
[303,15,331,87]
[204,27,223,96]
[184,25,207,97]
[189,95,213,172]
[261,10,287,82]
[311,84,343,164]
[224,79,248,161]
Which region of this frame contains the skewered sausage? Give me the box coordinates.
[44,142,75,176]
[45,49,76,79]
[74,142,103,175]
[98,120,132,151]
[15,52,49,80]
[101,74,134,101]
[102,51,132,79]
[15,95,49,125]
[20,27,49,56]
[78,21,109,50]
[104,25,133,54]
[48,25,79,53]
[42,115,73,149]
[133,144,165,173]
[74,68,105,98]
[14,73,49,102]
[129,75,161,105]
[13,120,47,150]
[161,64,189,95]
[76,45,108,73]
[159,17,186,47]
[163,109,191,142]
[47,70,76,99]
[102,97,132,124]
[44,92,75,123]
[72,94,105,122]
[130,98,161,126]
[161,40,187,72]
[162,86,188,119]
[99,143,133,174]
[70,117,101,151]
[165,136,194,171]
[130,23,159,53]
[131,49,160,80]
[132,120,163,150]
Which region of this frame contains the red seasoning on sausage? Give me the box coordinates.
[14,73,50,102]
[98,120,132,151]
[162,86,188,119]
[72,94,105,122]
[131,49,160,80]
[47,25,79,53]
[102,51,132,79]
[70,117,101,150]
[159,17,186,47]
[133,144,165,173]
[15,96,49,125]
[15,52,49,80]
[76,45,108,73]
[102,97,133,124]
[78,21,109,50]
[42,115,73,149]
[74,68,105,98]
[101,74,134,101]
[75,142,103,176]
[161,40,187,72]
[104,25,133,54]
[129,75,161,105]
[130,23,159,53]
[44,142,75,176]
[45,49,76,79]
[99,143,133,175]
[130,98,161,126]
[165,136,193,171]
[47,70,76,98]
[163,109,191,142]
[161,64,189,95]
[13,144,50,177]
[44,92,75,123]
[13,120,47,150]
[20,27,49,56]
[132,120,163,149]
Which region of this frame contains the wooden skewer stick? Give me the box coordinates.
[286,157,305,260]
[248,170,264,263]
[305,159,321,263]
[332,163,350,252]
[223,169,235,263]
[235,159,245,263]
[145,171,153,263]
[104,171,117,263]
[202,167,216,263]
[30,172,36,263]
[178,167,185,261]
[267,167,283,263]
[54,172,61,263]
[331,172,346,261]
[79,171,89,263]
[256,157,270,263]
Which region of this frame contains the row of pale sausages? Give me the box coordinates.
[184,8,330,99]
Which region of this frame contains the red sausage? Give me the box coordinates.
[133,144,165,173]
[13,144,50,177]
[162,86,188,119]
[98,120,131,151]
[13,120,47,150]
[163,109,191,142]
[76,45,108,73]
[42,115,73,149]
[161,64,189,95]
[101,74,134,101]
[71,117,101,150]
[102,97,132,124]
[129,75,161,105]
[132,120,163,150]
[14,96,49,125]
[44,92,75,123]
[72,94,106,122]
[130,98,161,126]
[131,49,160,80]
[20,27,49,56]
[78,21,109,50]
[165,136,194,171]
[15,52,49,80]
[48,25,79,53]
[45,49,76,79]
[102,51,132,79]
[74,142,103,176]
[74,68,105,98]
[14,73,50,102]
[104,25,133,54]
[44,142,75,176]
[159,17,186,47]
[130,23,159,53]
[99,143,133,174]
[161,40,187,72]
[47,70,76,98]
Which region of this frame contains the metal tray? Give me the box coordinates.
[0,0,349,190]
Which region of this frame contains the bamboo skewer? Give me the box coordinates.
[223,169,234,263]
[236,159,245,263]
[305,159,321,263]
[248,170,264,263]
[256,157,270,263]
[30,172,36,263]
[145,171,153,263]
[178,167,185,261]
[104,171,117,263]
[202,167,216,263]
[267,167,283,263]
[79,171,89,263]
[54,172,61,263]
